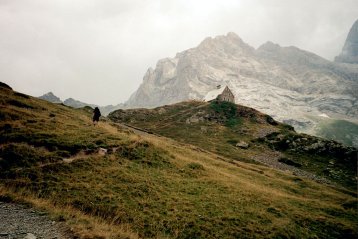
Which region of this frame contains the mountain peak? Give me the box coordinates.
[257,41,281,52]
[335,19,358,64]
[39,92,62,103]
[226,32,241,40]
[197,32,254,54]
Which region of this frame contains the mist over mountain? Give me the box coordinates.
[125,31,358,145]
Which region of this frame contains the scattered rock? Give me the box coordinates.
[24,233,37,239]
[236,141,249,149]
[0,202,72,238]
[157,108,166,114]
[98,147,108,156]
[62,158,74,163]
[250,151,332,185]
[186,115,203,124]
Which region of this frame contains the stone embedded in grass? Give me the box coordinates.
[24,233,37,239]
[236,141,249,149]
[98,147,108,156]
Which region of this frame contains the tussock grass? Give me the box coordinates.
[0,87,357,238]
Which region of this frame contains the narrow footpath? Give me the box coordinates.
[0,202,73,239]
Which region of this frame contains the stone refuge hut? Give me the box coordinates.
[203,85,235,103]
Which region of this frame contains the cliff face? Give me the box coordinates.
[126,33,256,108]
[335,20,358,64]
[125,32,358,135]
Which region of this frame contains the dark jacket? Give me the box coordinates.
[93,107,101,122]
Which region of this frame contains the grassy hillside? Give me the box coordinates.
[109,101,357,190]
[110,101,287,164]
[315,119,358,148]
[1,84,357,238]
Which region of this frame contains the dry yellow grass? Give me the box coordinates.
[0,185,139,239]
[0,85,357,238]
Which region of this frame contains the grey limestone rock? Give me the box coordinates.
[24,233,37,239]
[236,141,249,149]
[335,19,358,64]
[126,32,358,140]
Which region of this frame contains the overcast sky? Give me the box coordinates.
[1,0,357,105]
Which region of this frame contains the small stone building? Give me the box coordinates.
[203,85,235,103]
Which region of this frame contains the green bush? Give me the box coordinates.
[225,118,243,128]
[210,101,237,119]
[210,101,242,127]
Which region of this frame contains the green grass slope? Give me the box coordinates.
[315,119,358,148]
[109,101,357,190]
[1,84,357,238]
[110,101,286,164]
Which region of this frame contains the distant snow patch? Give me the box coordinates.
[319,113,330,118]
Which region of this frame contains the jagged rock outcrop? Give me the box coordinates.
[126,32,358,137]
[335,20,358,64]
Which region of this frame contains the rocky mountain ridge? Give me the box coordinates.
[38,92,122,116]
[125,30,358,145]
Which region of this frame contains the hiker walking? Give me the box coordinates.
[93,107,101,125]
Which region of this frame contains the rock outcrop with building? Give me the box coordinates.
[203,85,235,103]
